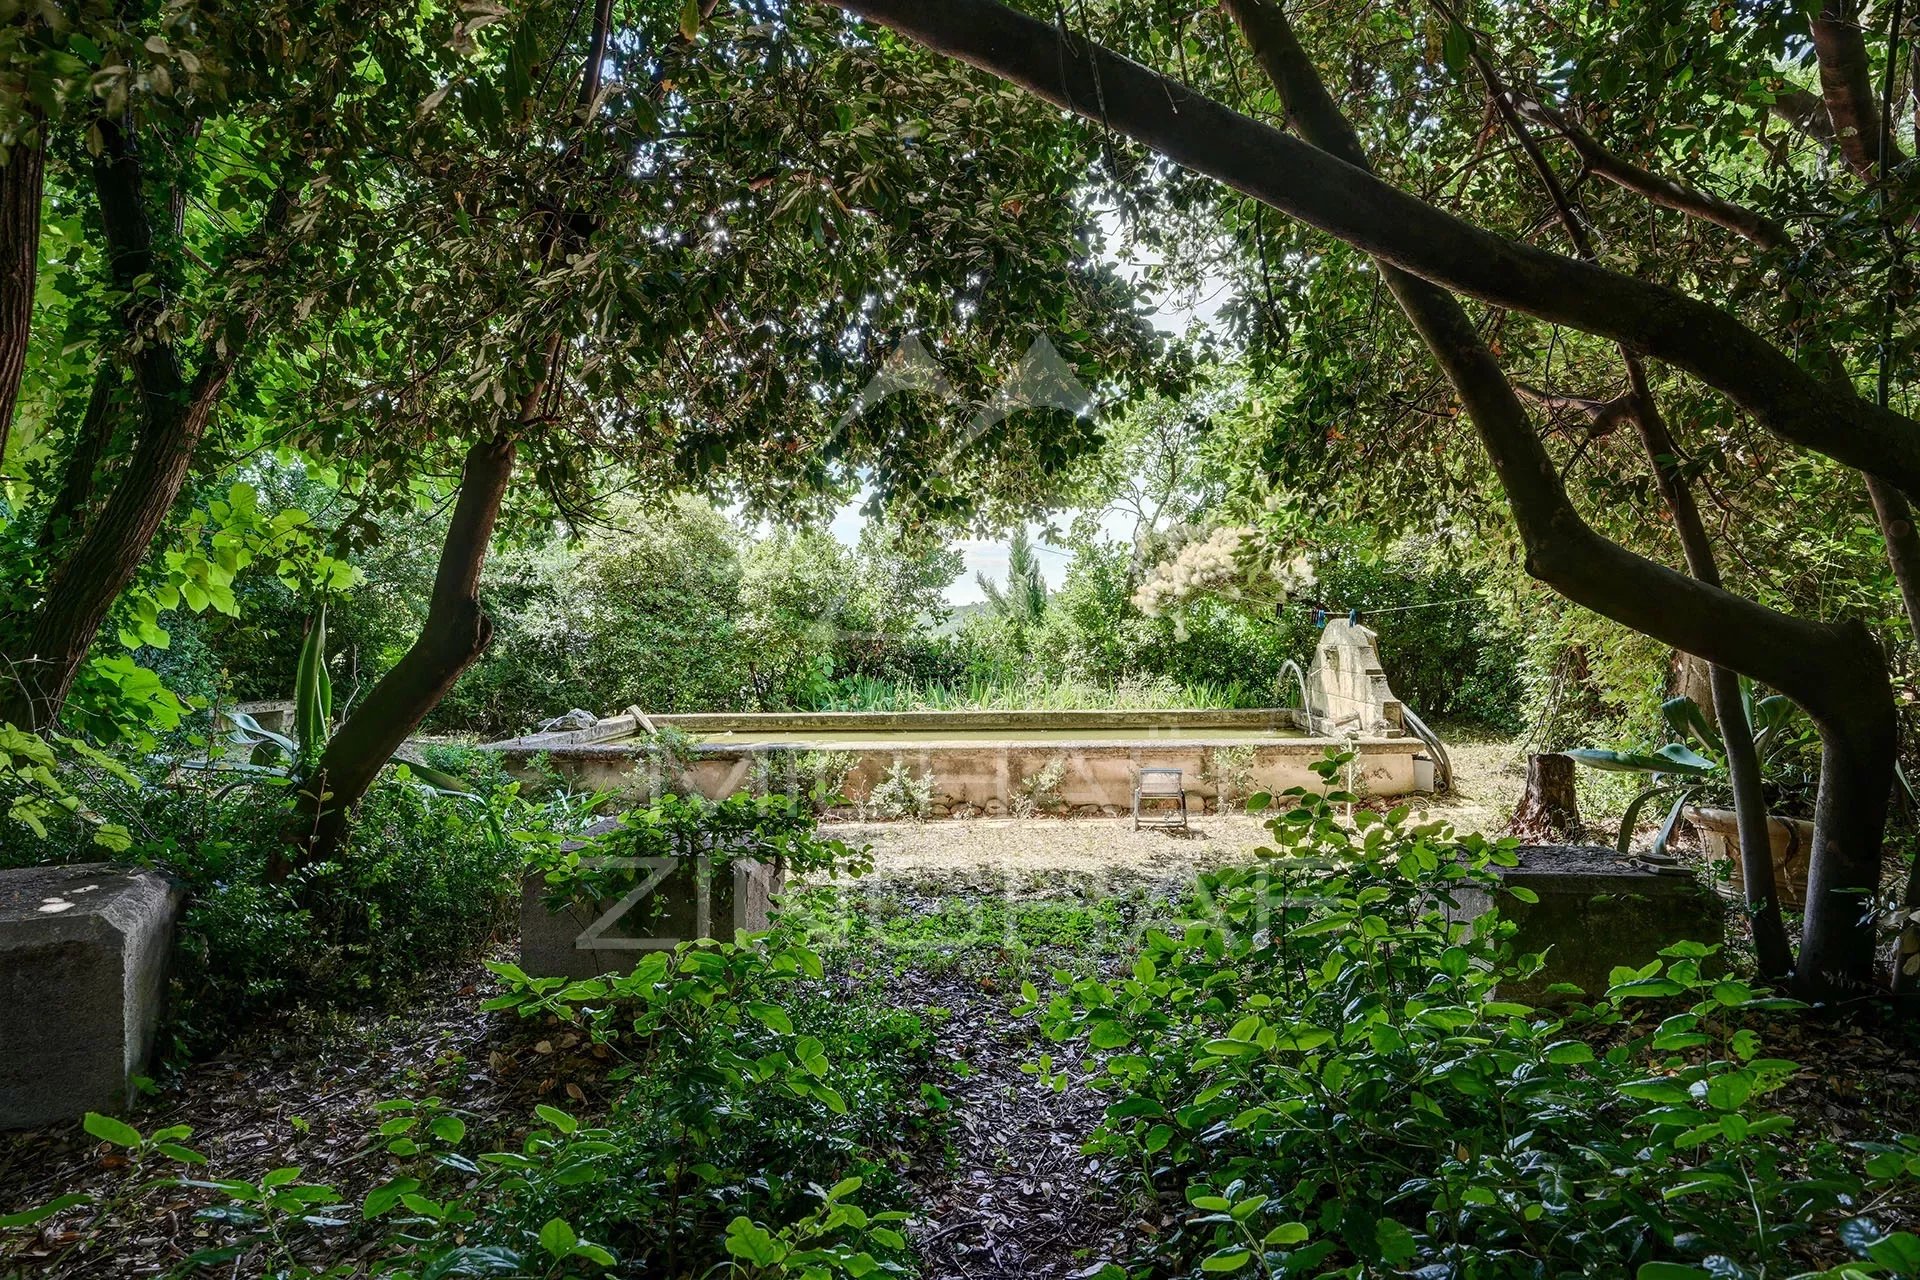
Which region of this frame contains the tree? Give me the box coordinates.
[283,0,1164,859]
[0,4,392,731]
[1,3,1160,858]
[976,524,1049,632]
[816,0,1920,997]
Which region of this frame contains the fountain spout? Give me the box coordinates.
[1277,659,1313,732]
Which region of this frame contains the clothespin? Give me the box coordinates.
[1347,608,1359,624]
[1313,609,1326,628]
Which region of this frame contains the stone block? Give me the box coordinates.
[520,857,784,980]
[0,864,183,1129]
[1447,844,1723,1001]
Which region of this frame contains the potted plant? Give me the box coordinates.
[1568,685,1819,906]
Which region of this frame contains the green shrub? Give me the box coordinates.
[1028,752,1918,1277]
[0,771,536,1063]
[29,933,941,1280]
[532,791,872,908]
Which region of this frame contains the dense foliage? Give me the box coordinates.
[8,931,943,1279]
[1030,756,1920,1277]
[0,766,546,1062]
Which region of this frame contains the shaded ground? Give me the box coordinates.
[12,741,1918,1279]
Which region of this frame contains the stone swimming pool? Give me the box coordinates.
[483,706,1431,814]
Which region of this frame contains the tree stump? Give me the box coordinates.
[1508,752,1583,841]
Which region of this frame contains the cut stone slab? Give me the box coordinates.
[1446,844,1723,1001]
[0,863,184,1129]
[520,820,784,980]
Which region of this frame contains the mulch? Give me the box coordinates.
[7,884,1920,1279]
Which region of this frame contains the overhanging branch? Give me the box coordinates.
[814,0,1920,498]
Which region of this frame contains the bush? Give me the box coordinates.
[532,791,872,909]
[50,933,943,1280]
[1028,538,1525,728]
[1027,754,1917,1277]
[0,771,534,1063]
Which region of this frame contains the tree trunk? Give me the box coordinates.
[292,0,615,865]
[35,361,123,552]
[1671,652,1716,723]
[1803,644,1900,998]
[0,122,249,730]
[0,107,43,463]
[296,434,517,863]
[1465,37,1793,976]
[1509,753,1582,841]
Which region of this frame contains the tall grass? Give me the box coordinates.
[813,673,1267,712]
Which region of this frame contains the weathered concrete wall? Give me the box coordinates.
[498,736,1421,813]
[0,864,183,1128]
[519,862,783,980]
[492,706,1308,749]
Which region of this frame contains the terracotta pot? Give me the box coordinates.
[1683,805,1815,909]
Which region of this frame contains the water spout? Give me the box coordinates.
[1278,659,1313,732]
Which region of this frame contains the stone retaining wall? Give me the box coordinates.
[497,736,1422,812]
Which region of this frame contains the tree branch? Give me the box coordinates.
[1517,98,1793,251]
[1811,2,1906,179]
[815,0,1920,499]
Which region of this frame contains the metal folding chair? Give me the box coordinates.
[1133,767,1188,831]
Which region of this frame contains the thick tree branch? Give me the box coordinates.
[302,0,618,860]
[815,0,1920,500]
[1770,86,1838,145]
[1239,0,1801,976]
[1812,2,1906,179]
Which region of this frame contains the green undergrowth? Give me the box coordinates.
[778,878,1162,981]
[4,934,947,1279]
[1026,754,1920,1279]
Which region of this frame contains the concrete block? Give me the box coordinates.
[1447,844,1723,1001]
[0,864,183,1129]
[520,856,785,980]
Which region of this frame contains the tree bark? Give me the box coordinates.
[817,0,1920,499]
[297,434,517,860]
[0,107,44,464]
[1811,2,1906,178]
[1509,753,1582,842]
[35,360,123,552]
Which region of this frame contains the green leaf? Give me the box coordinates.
[83,1113,142,1148]
[1375,1218,1417,1264]
[539,1218,577,1257]
[1441,20,1472,76]
[363,1178,420,1219]
[1637,1265,1714,1279]
[1545,1040,1594,1065]
[1201,1248,1252,1272]
[679,0,702,41]
[534,1104,578,1135]
[0,1193,90,1229]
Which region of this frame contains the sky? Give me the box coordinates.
[826,222,1235,606]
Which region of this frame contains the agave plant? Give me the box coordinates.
[202,607,479,811]
[1568,683,1816,858]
